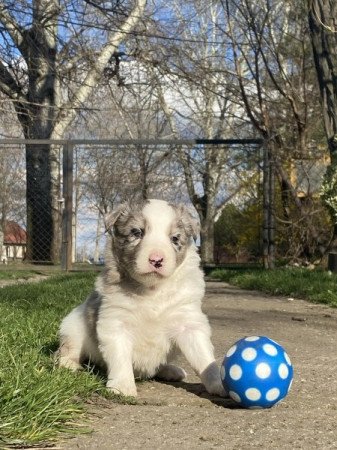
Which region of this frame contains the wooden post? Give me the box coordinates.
[61,142,73,271]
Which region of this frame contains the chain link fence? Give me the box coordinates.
[72,140,264,269]
[0,139,330,270]
[0,143,27,264]
[0,141,65,267]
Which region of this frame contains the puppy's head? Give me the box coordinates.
[105,199,199,286]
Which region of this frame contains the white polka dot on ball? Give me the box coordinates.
[242,347,257,361]
[284,352,292,366]
[245,336,260,342]
[226,345,237,357]
[245,388,261,401]
[287,379,293,393]
[220,365,225,380]
[266,388,280,401]
[263,343,278,356]
[229,391,241,403]
[255,362,271,379]
[229,364,242,380]
[278,363,289,379]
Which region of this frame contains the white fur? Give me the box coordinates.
[58,200,225,397]
[134,200,180,280]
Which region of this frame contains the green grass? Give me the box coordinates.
[210,267,337,307]
[0,272,135,447]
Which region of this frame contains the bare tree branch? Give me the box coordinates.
[0,60,25,102]
[52,0,147,138]
[0,3,24,48]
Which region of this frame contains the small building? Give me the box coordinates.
[1,221,27,262]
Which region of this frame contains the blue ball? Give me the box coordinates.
[221,336,293,409]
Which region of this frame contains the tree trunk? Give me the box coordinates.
[94,212,102,263]
[200,216,215,264]
[308,0,337,247]
[16,0,61,262]
[25,143,61,262]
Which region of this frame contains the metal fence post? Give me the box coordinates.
[262,139,275,269]
[61,141,73,271]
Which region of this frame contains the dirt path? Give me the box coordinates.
[0,275,49,288]
[61,281,337,449]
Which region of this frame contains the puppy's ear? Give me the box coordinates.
[104,202,130,234]
[176,204,200,241]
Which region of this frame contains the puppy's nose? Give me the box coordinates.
[149,253,164,269]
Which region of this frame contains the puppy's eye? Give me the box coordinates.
[171,234,180,245]
[130,228,143,239]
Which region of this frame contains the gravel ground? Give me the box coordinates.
[60,281,337,450]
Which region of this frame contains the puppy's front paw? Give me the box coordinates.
[201,361,228,397]
[204,376,227,397]
[156,364,187,382]
[57,355,82,371]
[106,378,137,397]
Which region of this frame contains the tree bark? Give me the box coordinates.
[200,214,215,264]
[308,0,337,152]
[308,0,337,244]
[25,144,61,262]
[19,0,61,262]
